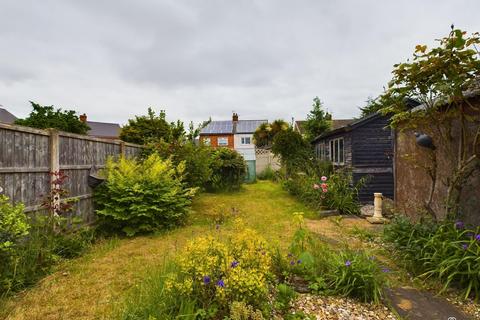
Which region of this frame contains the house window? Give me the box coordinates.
[329,138,344,165]
[241,137,251,145]
[203,137,211,146]
[218,137,229,146]
[316,142,327,160]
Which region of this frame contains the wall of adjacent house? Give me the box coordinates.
[200,134,234,148]
[395,98,480,225]
[0,123,143,222]
[233,133,254,149]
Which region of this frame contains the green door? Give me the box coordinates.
[245,160,256,183]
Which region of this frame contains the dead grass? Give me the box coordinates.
[1,181,316,320]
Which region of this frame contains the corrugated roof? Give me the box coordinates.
[236,120,267,133]
[0,107,17,124]
[200,120,267,134]
[86,121,121,138]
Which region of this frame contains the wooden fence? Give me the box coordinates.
[0,123,143,222]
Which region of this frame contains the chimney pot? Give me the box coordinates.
[79,113,87,122]
[232,112,239,122]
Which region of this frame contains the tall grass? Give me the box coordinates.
[116,262,198,320]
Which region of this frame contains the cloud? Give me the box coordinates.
[1,0,479,125]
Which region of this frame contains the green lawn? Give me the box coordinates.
[1,181,317,320]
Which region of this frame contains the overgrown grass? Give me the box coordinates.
[1,182,316,320]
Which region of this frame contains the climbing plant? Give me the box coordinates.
[379,27,480,219]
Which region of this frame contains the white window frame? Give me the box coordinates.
[329,138,344,165]
[241,137,251,145]
[217,136,229,146]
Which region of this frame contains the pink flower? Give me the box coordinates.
[321,183,327,189]
[313,184,320,190]
[322,188,328,193]
[321,176,327,181]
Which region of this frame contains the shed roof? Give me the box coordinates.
[312,113,382,143]
[0,107,17,124]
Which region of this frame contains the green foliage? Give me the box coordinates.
[94,153,197,236]
[207,148,246,192]
[253,119,289,148]
[14,101,90,134]
[1,208,94,295]
[378,28,480,218]
[274,283,297,313]
[275,213,388,303]
[148,141,213,189]
[256,165,276,181]
[303,97,332,141]
[384,217,480,300]
[283,168,363,214]
[117,262,198,320]
[272,129,312,176]
[120,108,184,145]
[359,96,383,118]
[164,223,273,317]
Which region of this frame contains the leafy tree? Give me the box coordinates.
[379,27,480,219]
[303,97,332,141]
[253,119,289,148]
[207,148,246,192]
[187,118,211,142]
[359,96,383,118]
[120,108,184,144]
[14,102,90,134]
[271,129,312,177]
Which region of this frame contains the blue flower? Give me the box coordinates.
[216,279,225,288]
[461,244,468,250]
[381,267,390,273]
[455,221,464,229]
[290,260,295,266]
[476,234,480,241]
[345,260,351,267]
[203,276,211,284]
[230,260,239,268]
[297,260,302,264]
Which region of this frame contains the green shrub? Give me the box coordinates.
[283,169,364,214]
[95,153,197,236]
[0,195,29,255]
[384,217,480,299]
[1,212,94,295]
[276,213,387,303]
[148,141,213,189]
[256,165,276,181]
[207,148,246,192]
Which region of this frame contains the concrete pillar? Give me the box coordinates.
[367,192,388,224]
[373,193,383,218]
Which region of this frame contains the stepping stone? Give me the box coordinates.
[385,287,469,320]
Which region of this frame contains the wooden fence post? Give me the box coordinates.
[120,141,126,158]
[49,129,60,216]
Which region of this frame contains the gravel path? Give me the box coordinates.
[290,294,397,320]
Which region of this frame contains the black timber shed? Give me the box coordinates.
[312,113,394,203]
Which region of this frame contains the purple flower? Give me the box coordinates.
[381,267,390,273]
[345,260,352,267]
[455,221,464,229]
[462,244,469,250]
[203,276,211,284]
[230,260,239,268]
[476,234,480,241]
[290,260,295,266]
[297,260,302,264]
[466,232,475,239]
[216,279,225,288]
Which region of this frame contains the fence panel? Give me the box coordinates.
[0,123,143,221]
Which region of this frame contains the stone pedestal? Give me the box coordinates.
[367,193,389,224]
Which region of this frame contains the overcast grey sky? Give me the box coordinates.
[1,1,479,125]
